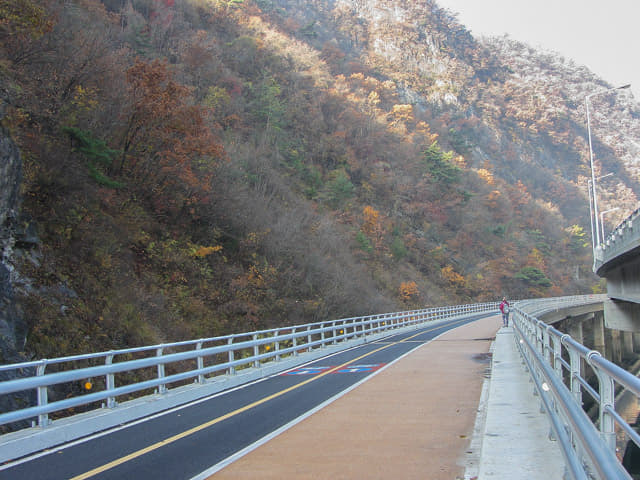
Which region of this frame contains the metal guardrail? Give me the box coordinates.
[0,302,497,432]
[594,206,640,273]
[513,295,634,479]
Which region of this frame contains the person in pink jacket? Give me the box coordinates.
[499,297,510,327]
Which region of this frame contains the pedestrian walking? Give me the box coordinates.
[499,297,510,327]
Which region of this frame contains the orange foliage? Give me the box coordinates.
[362,205,380,236]
[415,122,439,144]
[476,168,494,185]
[361,205,385,250]
[399,281,419,301]
[508,180,531,213]
[485,190,502,210]
[441,265,466,289]
[193,245,223,258]
[389,104,414,124]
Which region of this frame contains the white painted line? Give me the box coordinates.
[190,326,455,479]
[0,343,367,471]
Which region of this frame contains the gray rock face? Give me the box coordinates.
[0,126,21,228]
[0,102,36,432]
[0,100,25,362]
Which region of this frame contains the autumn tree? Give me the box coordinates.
[388,104,414,134]
[441,265,468,293]
[361,205,385,251]
[117,59,224,217]
[0,0,52,40]
[180,30,219,95]
[0,0,53,65]
[566,225,589,252]
[399,281,419,303]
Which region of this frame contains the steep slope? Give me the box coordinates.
[1,0,634,360]
[263,0,639,222]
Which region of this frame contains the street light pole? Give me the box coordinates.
[587,180,595,252]
[585,83,631,252]
[587,173,613,253]
[600,207,620,244]
[586,95,600,248]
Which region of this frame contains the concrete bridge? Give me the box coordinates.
[0,297,637,479]
[538,299,640,368]
[594,207,640,333]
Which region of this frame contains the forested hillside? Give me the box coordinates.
[1,0,638,360]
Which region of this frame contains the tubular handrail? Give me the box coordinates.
[513,295,633,479]
[0,302,497,431]
[516,329,589,480]
[0,306,482,373]
[4,293,637,479]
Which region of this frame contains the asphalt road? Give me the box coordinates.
[0,313,490,480]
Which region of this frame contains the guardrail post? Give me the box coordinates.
[156,347,166,394]
[36,361,49,427]
[253,334,260,368]
[542,326,552,365]
[293,327,298,356]
[591,354,617,453]
[275,330,281,360]
[535,323,544,358]
[568,344,582,405]
[562,335,584,451]
[105,353,117,408]
[307,325,312,351]
[196,342,205,384]
[551,334,562,379]
[228,337,235,375]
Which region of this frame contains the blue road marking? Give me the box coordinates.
[283,364,386,376]
[283,367,331,375]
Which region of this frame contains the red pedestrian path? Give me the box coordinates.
[209,315,500,480]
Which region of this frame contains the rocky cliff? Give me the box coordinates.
[0,97,25,364]
[0,97,37,430]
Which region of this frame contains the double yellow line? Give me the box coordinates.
[71,317,469,479]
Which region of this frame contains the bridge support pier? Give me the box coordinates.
[622,331,635,358]
[609,330,622,364]
[593,312,606,358]
[604,298,640,333]
[567,321,584,345]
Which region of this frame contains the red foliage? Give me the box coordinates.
[118,59,225,218]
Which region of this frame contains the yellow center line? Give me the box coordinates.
[70,317,470,480]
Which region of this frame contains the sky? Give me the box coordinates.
[435,0,640,100]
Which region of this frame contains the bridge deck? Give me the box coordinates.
[207,315,564,479]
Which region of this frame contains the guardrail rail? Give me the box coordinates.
[513,295,635,479]
[0,302,497,437]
